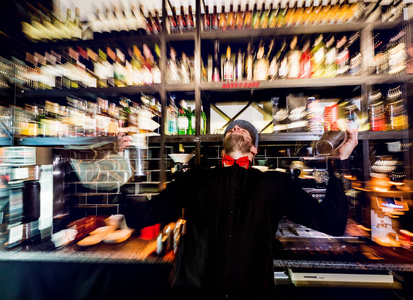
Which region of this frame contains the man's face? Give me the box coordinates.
[223,125,254,155]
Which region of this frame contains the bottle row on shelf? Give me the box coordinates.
[202,28,407,82]
[273,84,408,134]
[165,97,207,136]
[2,44,162,90]
[21,0,411,43]
[0,94,161,139]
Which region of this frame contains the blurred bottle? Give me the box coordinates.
[203,5,211,31]
[236,48,244,81]
[336,35,350,76]
[369,89,386,131]
[254,40,269,81]
[169,6,178,33]
[386,86,408,131]
[212,39,221,82]
[211,6,219,30]
[201,106,207,135]
[235,5,244,29]
[166,95,178,135]
[252,4,260,29]
[227,5,235,30]
[298,38,313,79]
[187,5,195,31]
[219,6,227,30]
[167,47,181,84]
[243,4,252,29]
[311,34,326,78]
[223,46,234,82]
[178,6,187,33]
[325,35,337,78]
[245,42,254,81]
[287,36,301,79]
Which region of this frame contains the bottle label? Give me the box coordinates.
[224,64,234,81]
[178,116,189,130]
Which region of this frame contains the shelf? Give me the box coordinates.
[200,23,366,40]
[148,131,410,145]
[0,137,12,146]
[164,31,196,41]
[22,34,161,51]
[200,77,363,91]
[164,83,196,92]
[21,85,162,97]
[15,136,117,146]
[359,130,409,140]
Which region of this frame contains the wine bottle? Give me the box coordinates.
[219,6,227,30]
[187,5,195,31]
[178,6,187,33]
[311,34,326,78]
[254,40,270,81]
[227,5,235,30]
[260,3,269,29]
[244,4,252,29]
[211,6,219,30]
[287,36,301,79]
[236,48,244,81]
[245,42,254,81]
[223,46,234,82]
[235,5,244,29]
[252,4,260,29]
[203,5,211,31]
[212,39,221,82]
[169,6,178,33]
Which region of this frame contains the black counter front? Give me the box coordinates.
[1,236,413,300]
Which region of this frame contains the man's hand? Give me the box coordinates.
[117,133,132,154]
[336,129,358,160]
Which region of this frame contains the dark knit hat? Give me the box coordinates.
[224,120,259,148]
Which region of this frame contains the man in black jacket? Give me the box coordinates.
[122,120,358,299]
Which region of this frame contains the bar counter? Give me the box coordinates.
[1,235,413,300]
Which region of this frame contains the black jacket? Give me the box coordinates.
[122,162,348,296]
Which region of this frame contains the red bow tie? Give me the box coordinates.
[222,155,250,169]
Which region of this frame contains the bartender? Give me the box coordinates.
[121,120,358,300]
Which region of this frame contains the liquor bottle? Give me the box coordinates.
[227,5,235,30]
[244,4,252,29]
[187,5,195,31]
[167,47,181,83]
[211,5,219,30]
[293,1,305,26]
[369,89,386,131]
[277,1,289,27]
[169,6,178,33]
[252,4,260,29]
[219,6,227,30]
[140,5,153,35]
[324,35,337,78]
[278,39,289,79]
[236,48,244,81]
[298,38,313,79]
[320,0,332,25]
[178,6,187,33]
[385,86,408,131]
[336,35,349,76]
[181,52,192,83]
[203,5,211,31]
[311,34,325,78]
[114,48,127,87]
[223,46,234,81]
[106,7,120,36]
[287,36,301,79]
[260,3,269,28]
[212,39,221,82]
[268,3,279,28]
[285,0,297,27]
[302,0,313,25]
[151,10,162,34]
[253,40,269,81]
[235,5,244,29]
[245,42,254,81]
[152,44,162,84]
[177,100,190,135]
[106,47,116,87]
[166,95,178,135]
[200,106,207,135]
